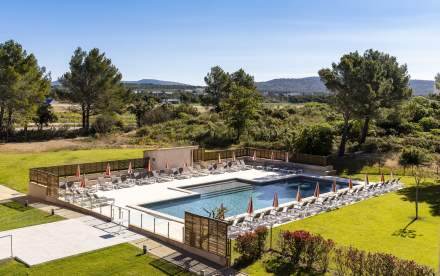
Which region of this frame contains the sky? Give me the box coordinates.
[1,0,439,85]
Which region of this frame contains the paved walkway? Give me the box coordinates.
[0,185,23,201]
[0,216,143,265]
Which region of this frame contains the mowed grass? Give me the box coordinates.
[0,201,63,231]
[0,148,145,193]
[237,174,440,274]
[0,243,192,276]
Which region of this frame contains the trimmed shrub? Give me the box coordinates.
[333,246,435,276]
[234,226,268,267]
[254,226,268,257]
[268,230,333,274]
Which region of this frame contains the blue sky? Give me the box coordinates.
[1,0,439,85]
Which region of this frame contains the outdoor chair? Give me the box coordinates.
[152,170,172,182]
[187,166,207,177]
[238,159,252,170]
[92,193,115,205]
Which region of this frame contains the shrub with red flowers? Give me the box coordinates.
[234,226,268,264]
[254,226,268,257]
[265,230,334,274]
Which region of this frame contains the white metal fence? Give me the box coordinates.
[94,204,184,242]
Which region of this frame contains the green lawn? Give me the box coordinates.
[236,174,440,274]
[0,201,63,231]
[0,148,145,193]
[0,243,192,275]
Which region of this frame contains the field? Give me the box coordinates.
[235,174,440,274]
[0,243,192,275]
[0,201,63,231]
[0,148,145,193]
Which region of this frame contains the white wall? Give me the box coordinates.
[143,146,198,171]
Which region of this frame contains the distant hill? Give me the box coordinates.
[409,80,435,96]
[256,77,326,94]
[256,77,435,96]
[123,79,191,86]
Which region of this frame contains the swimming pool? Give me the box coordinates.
[141,176,349,219]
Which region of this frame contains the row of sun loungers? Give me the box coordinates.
[62,188,115,208]
[228,178,402,238]
[59,160,255,207]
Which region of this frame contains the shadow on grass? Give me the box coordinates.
[149,258,190,276]
[392,218,422,239]
[0,201,31,212]
[397,182,440,217]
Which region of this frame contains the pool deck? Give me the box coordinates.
[96,169,282,207]
[95,169,361,218]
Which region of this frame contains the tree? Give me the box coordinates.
[435,73,440,93]
[221,85,262,141]
[319,52,364,156]
[128,93,157,127]
[230,68,256,90]
[356,50,411,144]
[203,66,231,111]
[59,47,126,132]
[0,40,51,137]
[33,102,57,130]
[399,147,428,220]
[295,124,334,156]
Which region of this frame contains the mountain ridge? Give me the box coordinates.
[256,76,435,96]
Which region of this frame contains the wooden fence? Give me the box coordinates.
[29,157,149,197]
[193,148,329,166]
[33,158,148,177]
[184,212,231,266]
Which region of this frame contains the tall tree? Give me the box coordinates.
[33,101,57,130]
[230,68,256,90]
[203,66,231,111]
[319,52,364,156]
[0,40,51,137]
[357,49,411,144]
[128,93,157,127]
[221,85,262,141]
[435,73,440,93]
[59,47,126,132]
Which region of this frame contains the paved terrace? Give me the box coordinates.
[0,216,143,265]
[95,169,283,207]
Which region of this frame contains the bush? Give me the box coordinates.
[295,124,334,155]
[254,226,268,257]
[268,230,333,274]
[419,116,440,132]
[234,226,268,267]
[92,114,122,134]
[430,128,440,136]
[333,246,435,276]
[361,137,401,153]
[399,147,428,168]
[140,104,199,126]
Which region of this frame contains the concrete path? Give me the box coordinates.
[0,216,143,266]
[0,184,23,201]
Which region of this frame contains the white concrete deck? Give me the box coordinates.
[0,216,143,266]
[96,169,282,207]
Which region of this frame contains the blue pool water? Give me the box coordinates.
[142,176,348,219]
